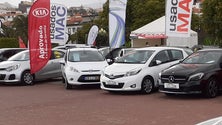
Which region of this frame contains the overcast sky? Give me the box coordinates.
[1,0,107,8]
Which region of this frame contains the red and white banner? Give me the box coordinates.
[18,36,26,48]
[165,0,194,37]
[28,0,51,74]
[87,25,99,46]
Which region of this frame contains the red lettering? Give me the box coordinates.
[179,0,192,13]
[177,13,189,32]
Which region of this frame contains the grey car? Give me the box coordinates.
[0,49,65,85]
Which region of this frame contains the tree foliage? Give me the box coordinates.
[202,0,222,46]
[12,15,28,44]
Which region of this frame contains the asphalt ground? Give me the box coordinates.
[0,79,221,125]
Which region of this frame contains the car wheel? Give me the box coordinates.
[62,76,65,83]
[64,77,72,90]
[141,76,154,94]
[21,70,34,86]
[204,77,218,98]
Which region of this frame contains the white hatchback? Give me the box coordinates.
[61,48,109,89]
[100,47,191,94]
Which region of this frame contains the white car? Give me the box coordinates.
[60,48,109,89]
[196,116,222,125]
[0,49,65,85]
[100,47,190,94]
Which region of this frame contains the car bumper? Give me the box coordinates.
[100,75,142,91]
[158,80,203,94]
[0,71,21,83]
[65,72,101,85]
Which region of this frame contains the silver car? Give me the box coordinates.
[0,49,65,85]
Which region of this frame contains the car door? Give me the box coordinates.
[147,50,173,85]
[35,50,65,79]
[167,49,185,65]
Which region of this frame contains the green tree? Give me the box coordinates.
[12,15,28,44]
[202,0,222,46]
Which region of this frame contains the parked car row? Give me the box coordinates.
[0,46,222,98]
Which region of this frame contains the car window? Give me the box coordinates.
[171,50,183,60]
[116,50,154,64]
[51,50,65,59]
[68,50,105,62]
[183,51,221,64]
[8,51,29,61]
[154,50,170,63]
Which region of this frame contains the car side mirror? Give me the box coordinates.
[150,60,162,66]
[60,60,65,65]
[156,60,162,65]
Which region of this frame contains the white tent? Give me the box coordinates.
[130,16,198,48]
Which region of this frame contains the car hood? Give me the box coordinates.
[104,63,143,74]
[68,61,108,71]
[0,61,23,68]
[162,63,215,76]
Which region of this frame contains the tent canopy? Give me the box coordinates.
[130,16,166,39]
[130,16,197,39]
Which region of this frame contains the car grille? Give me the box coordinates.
[102,82,124,88]
[105,74,124,79]
[0,74,6,80]
[78,74,100,82]
[161,75,187,84]
[81,70,100,72]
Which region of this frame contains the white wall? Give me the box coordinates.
[166,32,198,48]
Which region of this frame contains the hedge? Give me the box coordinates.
[0,38,19,48]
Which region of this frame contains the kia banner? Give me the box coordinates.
[28,0,51,74]
[165,0,194,37]
[50,3,67,45]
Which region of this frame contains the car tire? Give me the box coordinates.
[64,77,72,90]
[141,76,154,94]
[62,76,65,83]
[203,77,218,98]
[21,70,34,86]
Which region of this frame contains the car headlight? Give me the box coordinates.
[125,69,141,77]
[69,66,79,73]
[158,72,162,79]
[188,73,204,81]
[6,64,20,72]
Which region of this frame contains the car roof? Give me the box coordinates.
[0,48,27,51]
[198,48,222,52]
[68,47,98,51]
[134,46,185,51]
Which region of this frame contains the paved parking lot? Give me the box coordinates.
[0,79,221,125]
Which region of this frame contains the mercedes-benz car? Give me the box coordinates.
[0,49,65,85]
[159,49,222,98]
[100,47,190,94]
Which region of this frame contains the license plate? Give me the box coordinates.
[106,80,118,85]
[164,83,179,89]
[84,76,100,80]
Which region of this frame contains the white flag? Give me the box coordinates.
[109,0,127,48]
[165,0,194,37]
[87,25,99,46]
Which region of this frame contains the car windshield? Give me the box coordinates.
[182,51,221,64]
[68,50,105,62]
[115,50,154,64]
[8,51,29,61]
